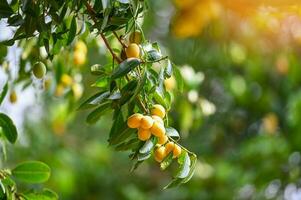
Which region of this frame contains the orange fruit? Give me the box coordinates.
[151,104,166,119]
[140,116,154,129]
[173,144,182,158]
[154,146,166,162]
[138,128,151,141]
[165,142,175,154]
[157,135,168,145]
[125,43,140,58]
[127,113,143,128]
[150,121,166,137]
[9,90,17,104]
[151,115,164,125]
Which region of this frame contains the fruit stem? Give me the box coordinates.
[113,31,128,48]
[167,136,196,156]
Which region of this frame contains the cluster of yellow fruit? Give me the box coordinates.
[73,41,87,66]
[127,104,182,163]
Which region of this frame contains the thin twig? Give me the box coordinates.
[113,31,128,48]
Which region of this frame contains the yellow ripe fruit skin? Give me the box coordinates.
[164,76,176,91]
[151,104,166,119]
[150,121,166,137]
[129,31,142,44]
[154,146,166,162]
[9,91,17,104]
[151,115,164,125]
[74,41,88,54]
[61,74,73,87]
[140,116,154,129]
[173,144,182,158]
[55,84,65,97]
[74,51,86,65]
[138,128,151,141]
[125,43,140,58]
[165,141,175,154]
[127,113,143,128]
[157,135,168,145]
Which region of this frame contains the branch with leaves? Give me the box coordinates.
[0,0,197,191]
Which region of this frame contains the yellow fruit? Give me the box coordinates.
[73,51,86,65]
[32,61,47,79]
[151,115,164,125]
[151,104,166,119]
[44,78,51,90]
[129,31,142,44]
[9,91,17,104]
[165,142,175,154]
[157,135,168,145]
[173,144,182,158]
[164,76,176,91]
[140,116,154,129]
[154,146,166,162]
[72,83,83,100]
[127,113,143,128]
[138,128,151,141]
[74,40,88,54]
[55,84,65,97]
[150,121,166,137]
[60,74,73,87]
[125,43,140,58]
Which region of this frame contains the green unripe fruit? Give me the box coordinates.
[129,31,142,44]
[32,62,47,79]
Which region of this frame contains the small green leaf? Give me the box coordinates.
[115,139,141,151]
[163,178,183,189]
[182,154,197,183]
[91,77,108,88]
[137,152,151,161]
[67,16,77,45]
[166,127,180,140]
[12,161,51,183]
[0,82,8,105]
[86,103,110,124]
[90,64,108,75]
[0,113,17,143]
[147,49,161,61]
[109,126,136,145]
[111,58,141,79]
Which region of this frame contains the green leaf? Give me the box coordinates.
[0,0,13,18]
[182,154,197,183]
[23,188,58,200]
[176,152,191,179]
[12,161,51,183]
[164,60,173,78]
[115,139,141,151]
[0,82,8,106]
[78,91,110,110]
[92,77,108,88]
[67,16,77,45]
[111,58,141,79]
[0,113,17,143]
[139,139,154,154]
[109,127,136,146]
[160,153,173,170]
[90,64,108,75]
[163,178,184,189]
[137,152,151,161]
[173,64,184,92]
[86,102,110,124]
[7,14,23,26]
[147,49,161,61]
[166,127,180,140]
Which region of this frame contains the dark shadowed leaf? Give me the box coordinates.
[0,82,8,105]
[111,58,141,79]
[0,113,17,143]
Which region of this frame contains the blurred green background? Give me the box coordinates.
[2,0,301,199]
